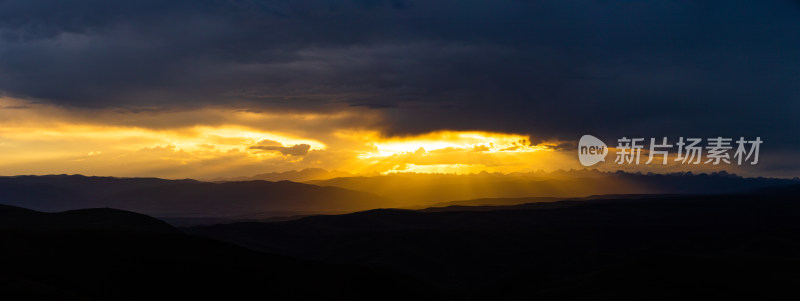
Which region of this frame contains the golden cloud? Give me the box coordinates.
[0,96,595,178]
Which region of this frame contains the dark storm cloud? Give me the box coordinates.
[1,0,800,152]
[250,144,311,156]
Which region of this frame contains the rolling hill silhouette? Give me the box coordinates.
[0,205,443,300]
[307,171,798,206]
[0,204,177,233]
[2,172,794,221]
[2,175,800,299]
[188,188,800,300]
[0,175,392,217]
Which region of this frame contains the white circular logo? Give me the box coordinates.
[578,135,608,166]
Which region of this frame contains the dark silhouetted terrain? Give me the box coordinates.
[2,175,800,299]
[308,171,798,205]
[0,204,178,233]
[189,187,800,300]
[0,205,444,300]
[0,175,391,217]
[1,172,794,221]
[3,173,800,299]
[213,168,356,182]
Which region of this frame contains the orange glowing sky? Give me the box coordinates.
[0,96,766,179]
[0,96,582,178]
[0,0,796,180]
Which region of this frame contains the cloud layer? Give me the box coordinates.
[1,0,799,177]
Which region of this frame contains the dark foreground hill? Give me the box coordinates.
[0,205,443,300]
[0,175,391,217]
[188,191,800,300]
[1,173,795,219]
[0,204,178,233]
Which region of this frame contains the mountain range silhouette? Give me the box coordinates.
[2,174,800,299]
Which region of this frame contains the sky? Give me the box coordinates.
[0,0,799,179]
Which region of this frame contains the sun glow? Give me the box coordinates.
[357,131,551,158]
[329,130,567,175]
[0,97,579,178]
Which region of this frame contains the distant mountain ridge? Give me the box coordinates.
[212,168,355,182]
[0,175,391,217]
[1,171,797,219]
[308,170,799,205]
[413,194,683,211]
